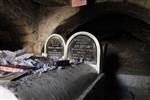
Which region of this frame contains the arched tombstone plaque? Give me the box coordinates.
[44,34,65,61]
[65,32,101,73]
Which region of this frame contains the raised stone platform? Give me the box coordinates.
[1,64,98,100]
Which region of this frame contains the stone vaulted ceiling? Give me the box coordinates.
[0,0,150,53]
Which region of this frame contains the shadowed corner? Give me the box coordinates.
[103,53,122,100]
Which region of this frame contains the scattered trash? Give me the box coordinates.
[0,49,33,67]
[0,66,24,73]
[0,49,71,80]
[0,50,54,79]
[33,64,49,75]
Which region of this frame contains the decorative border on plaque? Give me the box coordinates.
[65,31,101,73]
[44,34,66,58]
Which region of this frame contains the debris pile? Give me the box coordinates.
[0,49,56,80]
[0,49,33,67]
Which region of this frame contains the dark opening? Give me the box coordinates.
[0,15,23,51]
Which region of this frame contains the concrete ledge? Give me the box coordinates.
[117,74,150,88]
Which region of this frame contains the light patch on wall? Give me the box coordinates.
[71,0,87,7]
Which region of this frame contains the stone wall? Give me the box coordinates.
[0,0,79,53]
[0,0,150,54]
[35,6,78,54]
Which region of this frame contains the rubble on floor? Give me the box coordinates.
[0,49,85,82]
[0,49,59,81]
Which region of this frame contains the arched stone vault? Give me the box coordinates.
[54,2,150,38]
[1,0,150,53]
[31,0,150,53]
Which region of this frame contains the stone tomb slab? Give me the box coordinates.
[68,35,97,64]
[65,32,101,73]
[44,34,65,60]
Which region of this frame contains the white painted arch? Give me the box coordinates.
[65,31,101,73]
[44,34,66,57]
